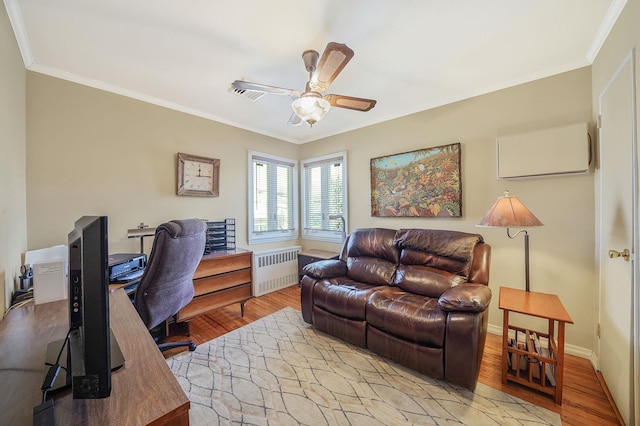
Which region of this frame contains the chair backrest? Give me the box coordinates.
[134,219,206,330]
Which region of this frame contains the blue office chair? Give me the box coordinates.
[134,219,206,352]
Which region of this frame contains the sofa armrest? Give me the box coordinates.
[438,284,491,312]
[302,259,348,279]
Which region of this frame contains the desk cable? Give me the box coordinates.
[34,327,70,426]
[3,292,33,317]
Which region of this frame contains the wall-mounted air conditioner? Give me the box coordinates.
[496,122,592,179]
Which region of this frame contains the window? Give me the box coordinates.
[301,151,347,243]
[248,151,298,244]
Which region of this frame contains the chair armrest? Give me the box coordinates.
[438,284,491,312]
[302,259,347,279]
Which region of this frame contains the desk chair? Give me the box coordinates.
[134,219,206,352]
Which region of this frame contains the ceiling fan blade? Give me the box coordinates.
[309,42,354,92]
[287,112,303,126]
[324,94,377,112]
[231,80,300,97]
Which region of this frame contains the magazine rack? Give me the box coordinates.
[499,287,573,404]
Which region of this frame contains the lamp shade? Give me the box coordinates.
[476,190,543,228]
[291,92,330,126]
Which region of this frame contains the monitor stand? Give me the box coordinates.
[43,328,125,393]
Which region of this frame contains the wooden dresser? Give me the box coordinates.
[176,248,253,321]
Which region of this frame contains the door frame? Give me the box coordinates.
[633,47,640,426]
[597,47,639,425]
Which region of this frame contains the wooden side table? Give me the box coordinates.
[499,286,573,404]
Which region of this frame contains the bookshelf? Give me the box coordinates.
[499,287,573,404]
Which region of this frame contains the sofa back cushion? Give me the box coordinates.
[399,248,469,276]
[394,229,483,277]
[394,265,465,298]
[393,229,484,297]
[346,228,399,285]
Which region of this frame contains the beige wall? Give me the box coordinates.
[0,5,27,313]
[24,36,595,353]
[302,68,596,353]
[26,73,297,255]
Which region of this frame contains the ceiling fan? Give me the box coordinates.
[231,42,377,127]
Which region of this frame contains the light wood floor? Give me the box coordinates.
[165,285,622,425]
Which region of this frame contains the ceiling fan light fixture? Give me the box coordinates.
[291,92,330,126]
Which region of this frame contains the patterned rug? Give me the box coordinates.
[168,307,561,425]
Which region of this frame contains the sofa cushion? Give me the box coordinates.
[347,257,397,286]
[366,287,447,347]
[394,265,465,298]
[345,228,399,285]
[313,277,386,321]
[399,248,469,277]
[347,228,400,263]
[394,229,483,278]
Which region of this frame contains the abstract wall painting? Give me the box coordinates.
[371,143,462,217]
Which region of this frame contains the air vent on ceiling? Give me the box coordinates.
[228,82,265,102]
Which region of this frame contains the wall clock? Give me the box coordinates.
[177,152,220,197]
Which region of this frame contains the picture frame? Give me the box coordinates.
[370,143,461,217]
[177,152,220,197]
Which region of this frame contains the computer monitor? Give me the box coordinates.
[67,216,111,399]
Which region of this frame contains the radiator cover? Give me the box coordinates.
[252,246,301,297]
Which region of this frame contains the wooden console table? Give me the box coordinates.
[0,289,189,425]
[177,248,253,321]
[499,286,573,404]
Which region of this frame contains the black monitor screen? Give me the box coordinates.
[67,215,111,399]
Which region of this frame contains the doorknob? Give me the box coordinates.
[608,249,630,261]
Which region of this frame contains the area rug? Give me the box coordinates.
[168,307,561,425]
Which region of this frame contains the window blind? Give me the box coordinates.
[301,152,346,242]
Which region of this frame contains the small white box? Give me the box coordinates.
[32,259,67,305]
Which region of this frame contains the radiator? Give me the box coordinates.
[252,246,301,297]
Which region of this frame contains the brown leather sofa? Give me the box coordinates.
[300,227,491,391]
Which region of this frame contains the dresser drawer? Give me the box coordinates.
[176,248,253,322]
[177,283,252,322]
[193,268,251,297]
[194,252,251,279]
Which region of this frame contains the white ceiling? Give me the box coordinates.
[5,0,626,144]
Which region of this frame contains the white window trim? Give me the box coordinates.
[301,151,348,243]
[248,150,299,244]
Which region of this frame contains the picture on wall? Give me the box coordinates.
[371,143,462,217]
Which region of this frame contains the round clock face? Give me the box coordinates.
[184,160,214,191]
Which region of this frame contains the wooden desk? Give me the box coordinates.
[0,290,189,425]
[499,286,573,404]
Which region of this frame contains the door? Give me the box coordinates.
[598,49,637,426]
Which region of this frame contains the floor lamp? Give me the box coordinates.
[476,191,543,292]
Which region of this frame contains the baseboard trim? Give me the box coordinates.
[596,370,625,425]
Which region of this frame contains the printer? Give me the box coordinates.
[108,253,147,283]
